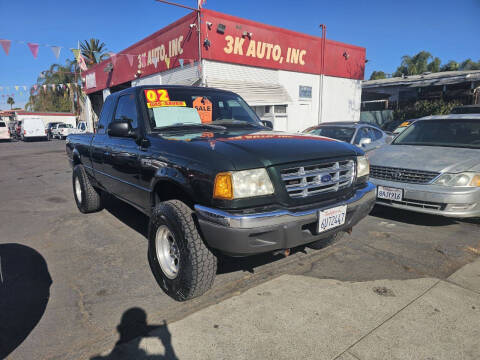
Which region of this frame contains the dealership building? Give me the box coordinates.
[82,9,366,132]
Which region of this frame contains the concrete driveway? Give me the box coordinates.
[0,140,479,360]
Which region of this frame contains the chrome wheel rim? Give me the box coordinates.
[155,225,180,279]
[75,177,82,203]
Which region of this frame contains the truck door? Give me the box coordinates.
[103,93,145,208]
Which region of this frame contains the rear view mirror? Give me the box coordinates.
[359,138,372,147]
[108,120,132,137]
[261,120,273,129]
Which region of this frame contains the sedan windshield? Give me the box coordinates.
[308,126,355,142]
[145,88,263,132]
[393,119,480,148]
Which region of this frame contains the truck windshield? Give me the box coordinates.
[393,119,480,149]
[145,88,262,131]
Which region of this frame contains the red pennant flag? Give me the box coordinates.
[27,43,39,58]
[77,54,88,71]
[126,54,134,67]
[0,39,11,55]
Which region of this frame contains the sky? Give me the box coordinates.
[0,0,479,109]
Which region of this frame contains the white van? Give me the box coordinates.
[21,118,47,141]
[0,121,10,141]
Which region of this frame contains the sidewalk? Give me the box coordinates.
[95,258,480,360]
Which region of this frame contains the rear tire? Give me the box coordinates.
[72,165,103,213]
[148,200,217,301]
[308,231,345,250]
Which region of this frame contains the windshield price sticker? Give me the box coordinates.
[318,205,347,233]
[144,89,186,108]
[193,96,213,123]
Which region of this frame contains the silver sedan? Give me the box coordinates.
[368,114,480,218]
[303,122,392,152]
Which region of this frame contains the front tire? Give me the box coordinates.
[72,165,103,213]
[307,231,345,250]
[148,200,217,301]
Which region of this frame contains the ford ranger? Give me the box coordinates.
[66,85,375,301]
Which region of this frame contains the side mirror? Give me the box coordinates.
[108,120,132,137]
[261,120,273,129]
[359,138,372,147]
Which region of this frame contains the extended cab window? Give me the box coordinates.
[97,96,115,134]
[114,94,138,129]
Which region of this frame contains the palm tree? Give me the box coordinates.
[7,96,14,109]
[80,39,108,66]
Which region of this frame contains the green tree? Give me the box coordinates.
[7,96,15,109]
[80,39,108,66]
[459,58,480,71]
[427,57,441,72]
[393,99,461,121]
[440,60,459,72]
[25,58,84,114]
[393,51,432,76]
[370,71,387,80]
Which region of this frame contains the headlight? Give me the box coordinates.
[356,156,370,178]
[434,172,480,187]
[213,168,274,199]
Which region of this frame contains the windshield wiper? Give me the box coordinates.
[212,119,264,128]
[155,122,227,132]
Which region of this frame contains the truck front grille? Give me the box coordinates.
[280,160,355,198]
[370,165,439,184]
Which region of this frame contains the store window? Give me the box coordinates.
[274,105,287,114]
[264,105,271,113]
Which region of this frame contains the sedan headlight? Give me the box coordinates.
[213,168,274,199]
[356,156,370,179]
[434,172,480,187]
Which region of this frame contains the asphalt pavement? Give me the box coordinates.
[0,139,479,360]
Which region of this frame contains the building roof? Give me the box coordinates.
[363,70,480,89]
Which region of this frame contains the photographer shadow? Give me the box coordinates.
[91,307,178,360]
[0,243,52,359]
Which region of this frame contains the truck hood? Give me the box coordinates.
[369,145,480,173]
[154,130,361,170]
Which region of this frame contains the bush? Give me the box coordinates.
[393,99,462,121]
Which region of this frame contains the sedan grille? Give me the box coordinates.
[280,160,355,198]
[370,165,439,184]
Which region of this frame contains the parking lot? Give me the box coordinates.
[1,139,479,360]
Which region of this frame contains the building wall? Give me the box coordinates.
[321,76,362,122]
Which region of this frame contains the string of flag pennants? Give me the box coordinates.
[0,83,82,100]
[0,39,63,59]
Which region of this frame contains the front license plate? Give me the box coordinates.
[318,205,347,233]
[377,186,403,201]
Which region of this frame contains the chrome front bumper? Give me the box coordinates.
[371,178,480,218]
[194,182,376,256]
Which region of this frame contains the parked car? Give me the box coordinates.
[0,121,10,141]
[46,122,62,140]
[66,86,376,301]
[368,114,480,218]
[303,122,392,152]
[20,118,47,141]
[52,123,75,139]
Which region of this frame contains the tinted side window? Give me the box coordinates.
[371,128,383,140]
[114,94,138,129]
[354,128,369,144]
[97,96,115,134]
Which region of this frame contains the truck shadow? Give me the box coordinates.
[102,195,297,275]
[0,243,52,359]
[90,307,178,360]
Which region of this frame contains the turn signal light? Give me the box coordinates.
[213,172,233,200]
[470,175,480,187]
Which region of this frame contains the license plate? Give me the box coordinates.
[318,205,347,233]
[377,186,403,201]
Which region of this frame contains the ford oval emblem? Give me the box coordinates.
[321,174,332,183]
